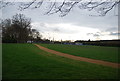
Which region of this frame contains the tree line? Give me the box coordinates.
[1,14,41,43]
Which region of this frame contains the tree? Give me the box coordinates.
[2,14,32,43]
[12,14,32,43]
[0,0,119,17]
[1,19,15,43]
[31,29,42,43]
[1,13,43,43]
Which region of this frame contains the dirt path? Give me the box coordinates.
[34,44,120,68]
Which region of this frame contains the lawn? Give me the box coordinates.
[2,44,119,79]
[40,44,119,63]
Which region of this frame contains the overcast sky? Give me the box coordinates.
[2,1,119,41]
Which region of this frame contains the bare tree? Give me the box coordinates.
[0,0,119,17]
[2,14,32,43]
[31,29,40,39]
[30,29,42,43]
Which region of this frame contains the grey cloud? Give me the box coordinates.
[87,32,101,37]
[53,28,60,32]
[87,33,93,35]
[40,23,47,27]
[106,27,118,32]
[38,22,79,34]
[93,34,100,37]
[109,32,120,35]
[51,27,78,34]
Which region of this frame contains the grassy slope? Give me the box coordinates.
[40,44,119,63]
[3,44,119,79]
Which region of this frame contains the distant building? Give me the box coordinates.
[75,42,83,45]
[27,40,33,43]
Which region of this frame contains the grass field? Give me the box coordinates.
[3,44,119,79]
[40,44,119,63]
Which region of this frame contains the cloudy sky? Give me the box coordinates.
[2,1,119,41]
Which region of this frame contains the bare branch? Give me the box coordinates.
[78,1,120,16]
[33,0,44,9]
[0,1,13,9]
[45,0,57,15]
[19,0,37,10]
[0,0,119,16]
[60,1,80,17]
[45,0,81,17]
[103,2,119,15]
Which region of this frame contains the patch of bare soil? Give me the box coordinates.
[34,44,120,68]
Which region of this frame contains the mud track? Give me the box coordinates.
[34,44,120,68]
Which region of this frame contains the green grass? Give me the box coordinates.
[3,44,119,79]
[40,44,119,63]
